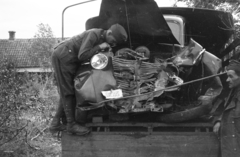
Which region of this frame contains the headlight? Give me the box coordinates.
[91,53,108,69]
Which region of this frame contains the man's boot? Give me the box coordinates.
[65,110,90,135]
[49,99,66,133]
[49,116,66,133]
[64,96,90,135]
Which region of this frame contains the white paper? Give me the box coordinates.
[101,89,123,99]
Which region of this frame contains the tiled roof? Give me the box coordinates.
[0,39,39,68]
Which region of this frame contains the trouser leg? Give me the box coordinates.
[63,95,75,124]
[49,73,66,132]
[51,49,90,135]
[55,98,64,119]
[49,99,66,132]
[55,85,67,124]
[58,86,89,135]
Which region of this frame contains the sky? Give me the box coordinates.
[0,0,177,39]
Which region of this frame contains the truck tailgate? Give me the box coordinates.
[62,122,219,157]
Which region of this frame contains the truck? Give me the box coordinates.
[62,0,239,156]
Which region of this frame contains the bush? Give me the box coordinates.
[0,56,60,156]
[0,56,28,148]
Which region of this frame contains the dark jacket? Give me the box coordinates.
[51,29,105,96]
[219,86,240,157]
[54,28,105,65]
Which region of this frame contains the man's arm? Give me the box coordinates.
[213,115,222,135]
[78,31,101,62]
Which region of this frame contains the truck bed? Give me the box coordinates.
[62,122,219,157]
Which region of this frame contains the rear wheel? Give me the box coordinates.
[157,104,212,123]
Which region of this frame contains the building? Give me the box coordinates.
[0,31,55,73]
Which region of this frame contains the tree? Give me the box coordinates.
[28,23,58,68]
[177,0,240,8]
[176,0,240,38]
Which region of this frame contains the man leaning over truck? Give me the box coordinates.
[50,24,128,135]
[213,60,240,157]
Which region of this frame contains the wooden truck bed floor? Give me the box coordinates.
[62,122,219,157]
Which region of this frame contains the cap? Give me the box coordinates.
[109,24,128,44]
[227,59,240,75]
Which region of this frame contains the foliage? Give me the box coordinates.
[0,56,28,149]
[28,23,58,68]
[177,0,240,8]
[177,0,240,38]
[0,57,61,156]
[0,24,61,156]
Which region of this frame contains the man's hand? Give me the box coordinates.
[213,122,221,135]
[99,42,110,50]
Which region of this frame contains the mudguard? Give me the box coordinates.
[74,59,117,107]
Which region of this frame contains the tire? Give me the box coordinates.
[157,104,212,123]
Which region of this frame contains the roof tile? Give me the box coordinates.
[0,39,41,68]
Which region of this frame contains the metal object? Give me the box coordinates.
[62,0,97,40]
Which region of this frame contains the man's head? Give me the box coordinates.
[106,24,128,47]
[226,60,240,89]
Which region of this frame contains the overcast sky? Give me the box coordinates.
[0,0,177,39]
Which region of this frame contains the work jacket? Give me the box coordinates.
[51,29,105,96]
[54,28,105,66]
[219,86,240,157]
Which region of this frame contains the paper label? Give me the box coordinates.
[102,89,123,99]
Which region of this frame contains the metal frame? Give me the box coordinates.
[62,0,97,40]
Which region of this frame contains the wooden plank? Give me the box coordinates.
[62,131,219,157]
[86,122,213,127]
[86,122,214,134]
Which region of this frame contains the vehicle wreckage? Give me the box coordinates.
[74,38,223,122]
[61,1,239,156]
[73,0,235,123]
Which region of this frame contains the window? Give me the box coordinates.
[164,15,185,46]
